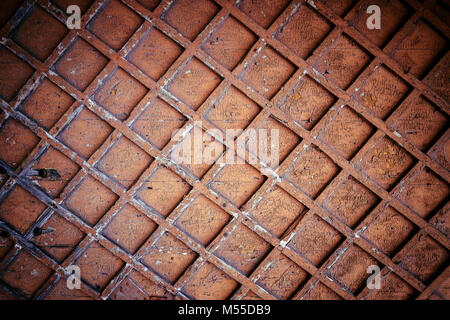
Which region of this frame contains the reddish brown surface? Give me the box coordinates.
[0,0,448,301]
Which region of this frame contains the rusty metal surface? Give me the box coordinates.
[0,0,448,300]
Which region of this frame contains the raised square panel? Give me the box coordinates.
[44,277,93,300]
[175,195,230,246]
[255,251,308,299]
[31,213,84,262]
[429,202,450,238]
[210,162,265,207]
[127,27,183,81]
[202,16,257,70]
[285,145,339,198]
[10,5,68,61]
[423,54,449,103]
[351,0,411,47]
[58,107,113,159]
[205,86,261,137]
[51,0,94,13]
[182,262,239,299]
[97,136,152,189]
[356,65,410,119]
[315,34,372,89]
[132,98,186,149]
[360,136,415,190]
[0,45,34,101]
[65,175,119,226]
[238,0,290,29]
[326,245,379,293]
[102,204,156,254]
[324,176,379,228]
[319,106,374,160]
[277,4,333,59]
[241,46,296,99]
[362,270,416,300]
[213,224,272,275]
[392,19,447,78]
[94,68,148,121]
[362,206,416,256]
[167,58,222,110]
[0,250,52,298]
[393,235,448,284]
[0,118,39,168]
[137,166,191,216]
[398,168,449,219]
[279,75,336,130]
[20,78,74,130]
[76,241,124,291]
[163,0,219,41]
[256,116,300,167]
[88,0,143,50]
[31,146,80,197]
[0,185,47,234]
[247,186,306,238]
[391,96,447,151]
[55,38,108,91]
[141,231,197,283]
[288,213,343,266]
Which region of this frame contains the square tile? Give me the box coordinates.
[181,262,239,299]
[213,224,272,275]
[141,231,197,283]
[210,162,265,207]
[167,58,222,110]
[362,270,416,300]
[97,136,152,189]
[94,68,148,121]
[31,146,80,197]
[238,0,290,29]
[102,204,156,254]
[132,98,186,149]
[429,202,450,238]
[315,34,372,89]
[202,16,257,70]
[76,241,124,291]
[0,45,34,101]
[88,0,143,50]
[247,186,306,238]
[356,65,410,119]
[279,75,336,130]
[205,85,261,137]
[31,213,85,262]
[319,106,374,160]
[1,250,53,297]
[288,213,343,266]
[128,27,184,81]
[285,145,339,198]
[58,107,113,159]
[362,206,416,256]
[44,276,93,300]
[277,4,333,59]
[326,245,379,293]
[163,0,219,41]
[255,251,308,299]
[20,78,74,130]
[423,53,449,104]
[0,118,39,168]
[360,136,415,190]
[398,167,449,219]
[0,185,47,234]
[176,195,230,246]
[391,19,447,78]
[10,5,68,61]
[391,96,447,151]
[65,175,118,226]
[55,37,108,91]
[137,166,191,216]
[241,46,296,99]
[393,235,448,284]
[324,176,379,228]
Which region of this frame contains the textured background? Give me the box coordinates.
[0,0,448,300]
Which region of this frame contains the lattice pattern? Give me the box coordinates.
[0,0,448,300]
